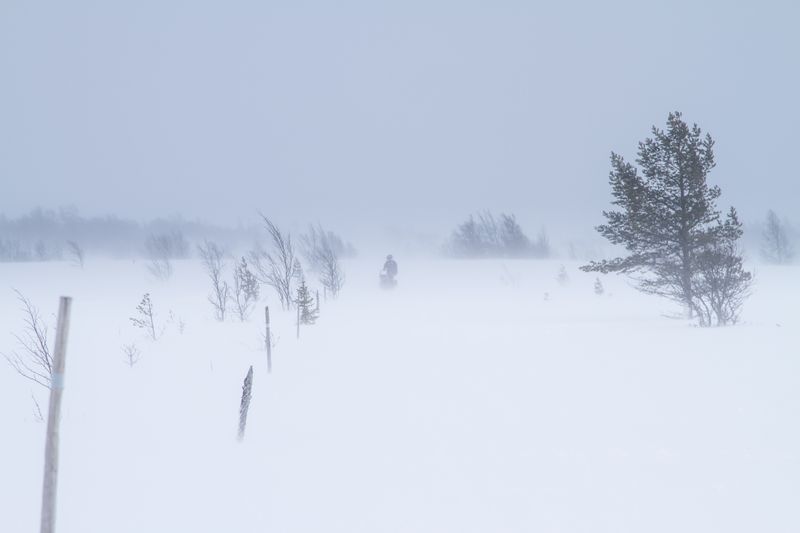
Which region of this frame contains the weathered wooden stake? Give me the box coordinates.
[238,366,254,442]
[315,290,320,312]
[296,304,300,339]
[264,306,272,373]
[40,296,72,533]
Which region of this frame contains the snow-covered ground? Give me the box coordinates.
[1,257,799,532]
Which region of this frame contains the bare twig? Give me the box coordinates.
[2,290,53,389]
[32,393,44,422]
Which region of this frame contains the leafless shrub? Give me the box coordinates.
[232,257,259,321]
[761,209,793,264]
[145,231,189,280]
[301,224,356,260]
[66,240,85,268]
[146,230,190,259]
[691,242,753,326]
[2,290,53,389]
[446,211,549,258]
[130,293,158,340]
[198,240,229,321]
[300,224,345,298]
[147,257,172,280]
[122,343,141,367]
[249,216,299,310]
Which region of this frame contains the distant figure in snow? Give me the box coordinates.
[380,254,398,288]
[383,255,398,280]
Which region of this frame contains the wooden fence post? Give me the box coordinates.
[296,304,300,339]
[40,296,72,533]
[238,366,254,442]
[315,290,320,313]
[264,306,272,373]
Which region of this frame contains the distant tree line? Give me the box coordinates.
[0,208,258,262]
[445,211,550,258]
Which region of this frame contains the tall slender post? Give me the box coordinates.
[41,296,72,533]
[264,306,272,373]
[315,290,320,313]
[296,304,300,339]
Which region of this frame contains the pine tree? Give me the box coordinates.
[295,277,318,325]
[582,112,751,324]
[232,256,259,321]
[594,277,604,296]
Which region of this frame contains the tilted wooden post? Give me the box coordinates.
[264,306,272,373]
[238,366,254,442]
[41,296,72,533]
[315,290,320,313]
[296,304,300,339]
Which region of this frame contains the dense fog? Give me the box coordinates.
[2,2,799,533]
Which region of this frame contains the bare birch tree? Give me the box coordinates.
[300,224,345,298]
[691,240,752,326]
[198,240,229,321]
[145,231,189,280]
[249,216,299,310]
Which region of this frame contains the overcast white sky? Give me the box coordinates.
[1,0,798,240]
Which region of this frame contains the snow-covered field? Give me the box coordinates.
[1,257,799,532]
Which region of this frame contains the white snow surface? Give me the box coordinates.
[1,257,799,532]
